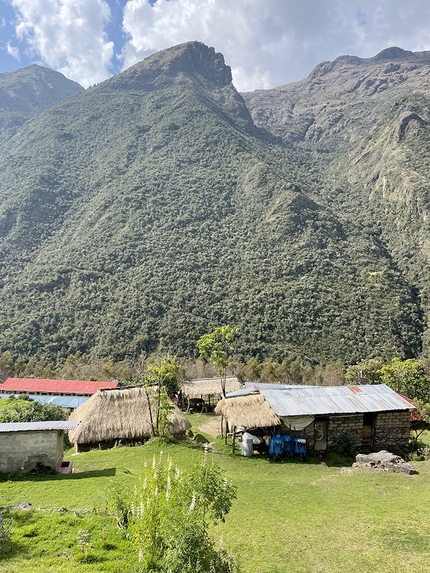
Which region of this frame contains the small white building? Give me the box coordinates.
[0,421,80,473]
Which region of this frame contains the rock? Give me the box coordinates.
[353,450,418,475]
[7,502,32,511]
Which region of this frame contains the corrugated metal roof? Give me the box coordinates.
[259,384,412,416]
[28,394,90,409]
[0,420,81,432]
[227,383,317,398]
[0,378,118,395]
[243,382,317,390]
[226,387,259,398]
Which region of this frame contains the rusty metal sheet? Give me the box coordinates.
[259,384,412,417]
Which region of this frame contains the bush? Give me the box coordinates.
[336,433,358,458]
[110,452,240,573]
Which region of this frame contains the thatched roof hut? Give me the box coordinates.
[215,393,281,429]
[68,387,191,450]
[181,377,242,399]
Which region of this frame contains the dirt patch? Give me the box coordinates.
[198,417,221,438]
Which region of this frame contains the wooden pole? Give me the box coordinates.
[231,426,236,454]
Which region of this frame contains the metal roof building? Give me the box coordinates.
[0,378,118,396]
[0,420,81,474]
[221,383,414,454]
[227,384,412,416]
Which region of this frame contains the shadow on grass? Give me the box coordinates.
[0,467,117,482]
[0,539,29,563]
[61,468,117,479]
[221,446,354,468]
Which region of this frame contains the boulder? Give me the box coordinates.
[353,450,418,475]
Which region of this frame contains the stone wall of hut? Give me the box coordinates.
[297,410,410,453]
[327,415,363,452]
[303,422,316,450]
[373,410,411,451]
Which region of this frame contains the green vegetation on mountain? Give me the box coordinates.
[0,64,83,141]
[0,42,428,366]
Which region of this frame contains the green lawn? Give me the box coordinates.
[1,422,430,572]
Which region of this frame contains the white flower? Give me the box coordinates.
[188,494,196,513]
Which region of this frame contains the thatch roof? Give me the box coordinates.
[68,387,191,445]
[215,393,280,428]
[181,377,242,398]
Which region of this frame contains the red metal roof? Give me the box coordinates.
[398,393,423,422]
[0,378,118,396]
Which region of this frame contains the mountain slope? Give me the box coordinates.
[243,47,430,145]
[0,64,84,141]
[0,42,424,365]
[244,47,430,357]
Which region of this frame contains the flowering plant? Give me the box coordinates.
[0,513,13,554]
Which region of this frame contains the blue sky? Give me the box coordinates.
[1,0,430,91]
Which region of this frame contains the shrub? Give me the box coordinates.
[110,452,240,573]
[336,433,358,458]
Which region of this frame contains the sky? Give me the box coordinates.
[1,0,430,92]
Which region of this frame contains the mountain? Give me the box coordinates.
[0,42,426,365]
[243,47,430,145]
[0,64,84,141]
[244,46,430,354]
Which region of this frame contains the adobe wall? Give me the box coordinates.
[374,411,411,451]
[0,430,64,473]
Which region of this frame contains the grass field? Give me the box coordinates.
[1,416,430,572]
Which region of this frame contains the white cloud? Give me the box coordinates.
[6,42,20,60]
[9,0,115,87]
[121,0,430,91]
[5,0,430,90]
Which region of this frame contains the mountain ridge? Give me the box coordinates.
[243,46,430,144]
[0,41,427,365]
[0,63,84,141]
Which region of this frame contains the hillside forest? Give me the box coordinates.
[1,42,430,371]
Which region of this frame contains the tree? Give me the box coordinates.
[410,399,430,449]
[0,396,67,423]
[139,355,183,438]
[146,355,183,399]
[111,453,239,573]
[197,326,239,397]
[379,357,430,402]
[0,351,15,383]
[344,358,384,385]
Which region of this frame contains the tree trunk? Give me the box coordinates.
[145,387,156,437]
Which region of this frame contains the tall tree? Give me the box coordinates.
[139,355,182,438]
[197,326,239,397]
